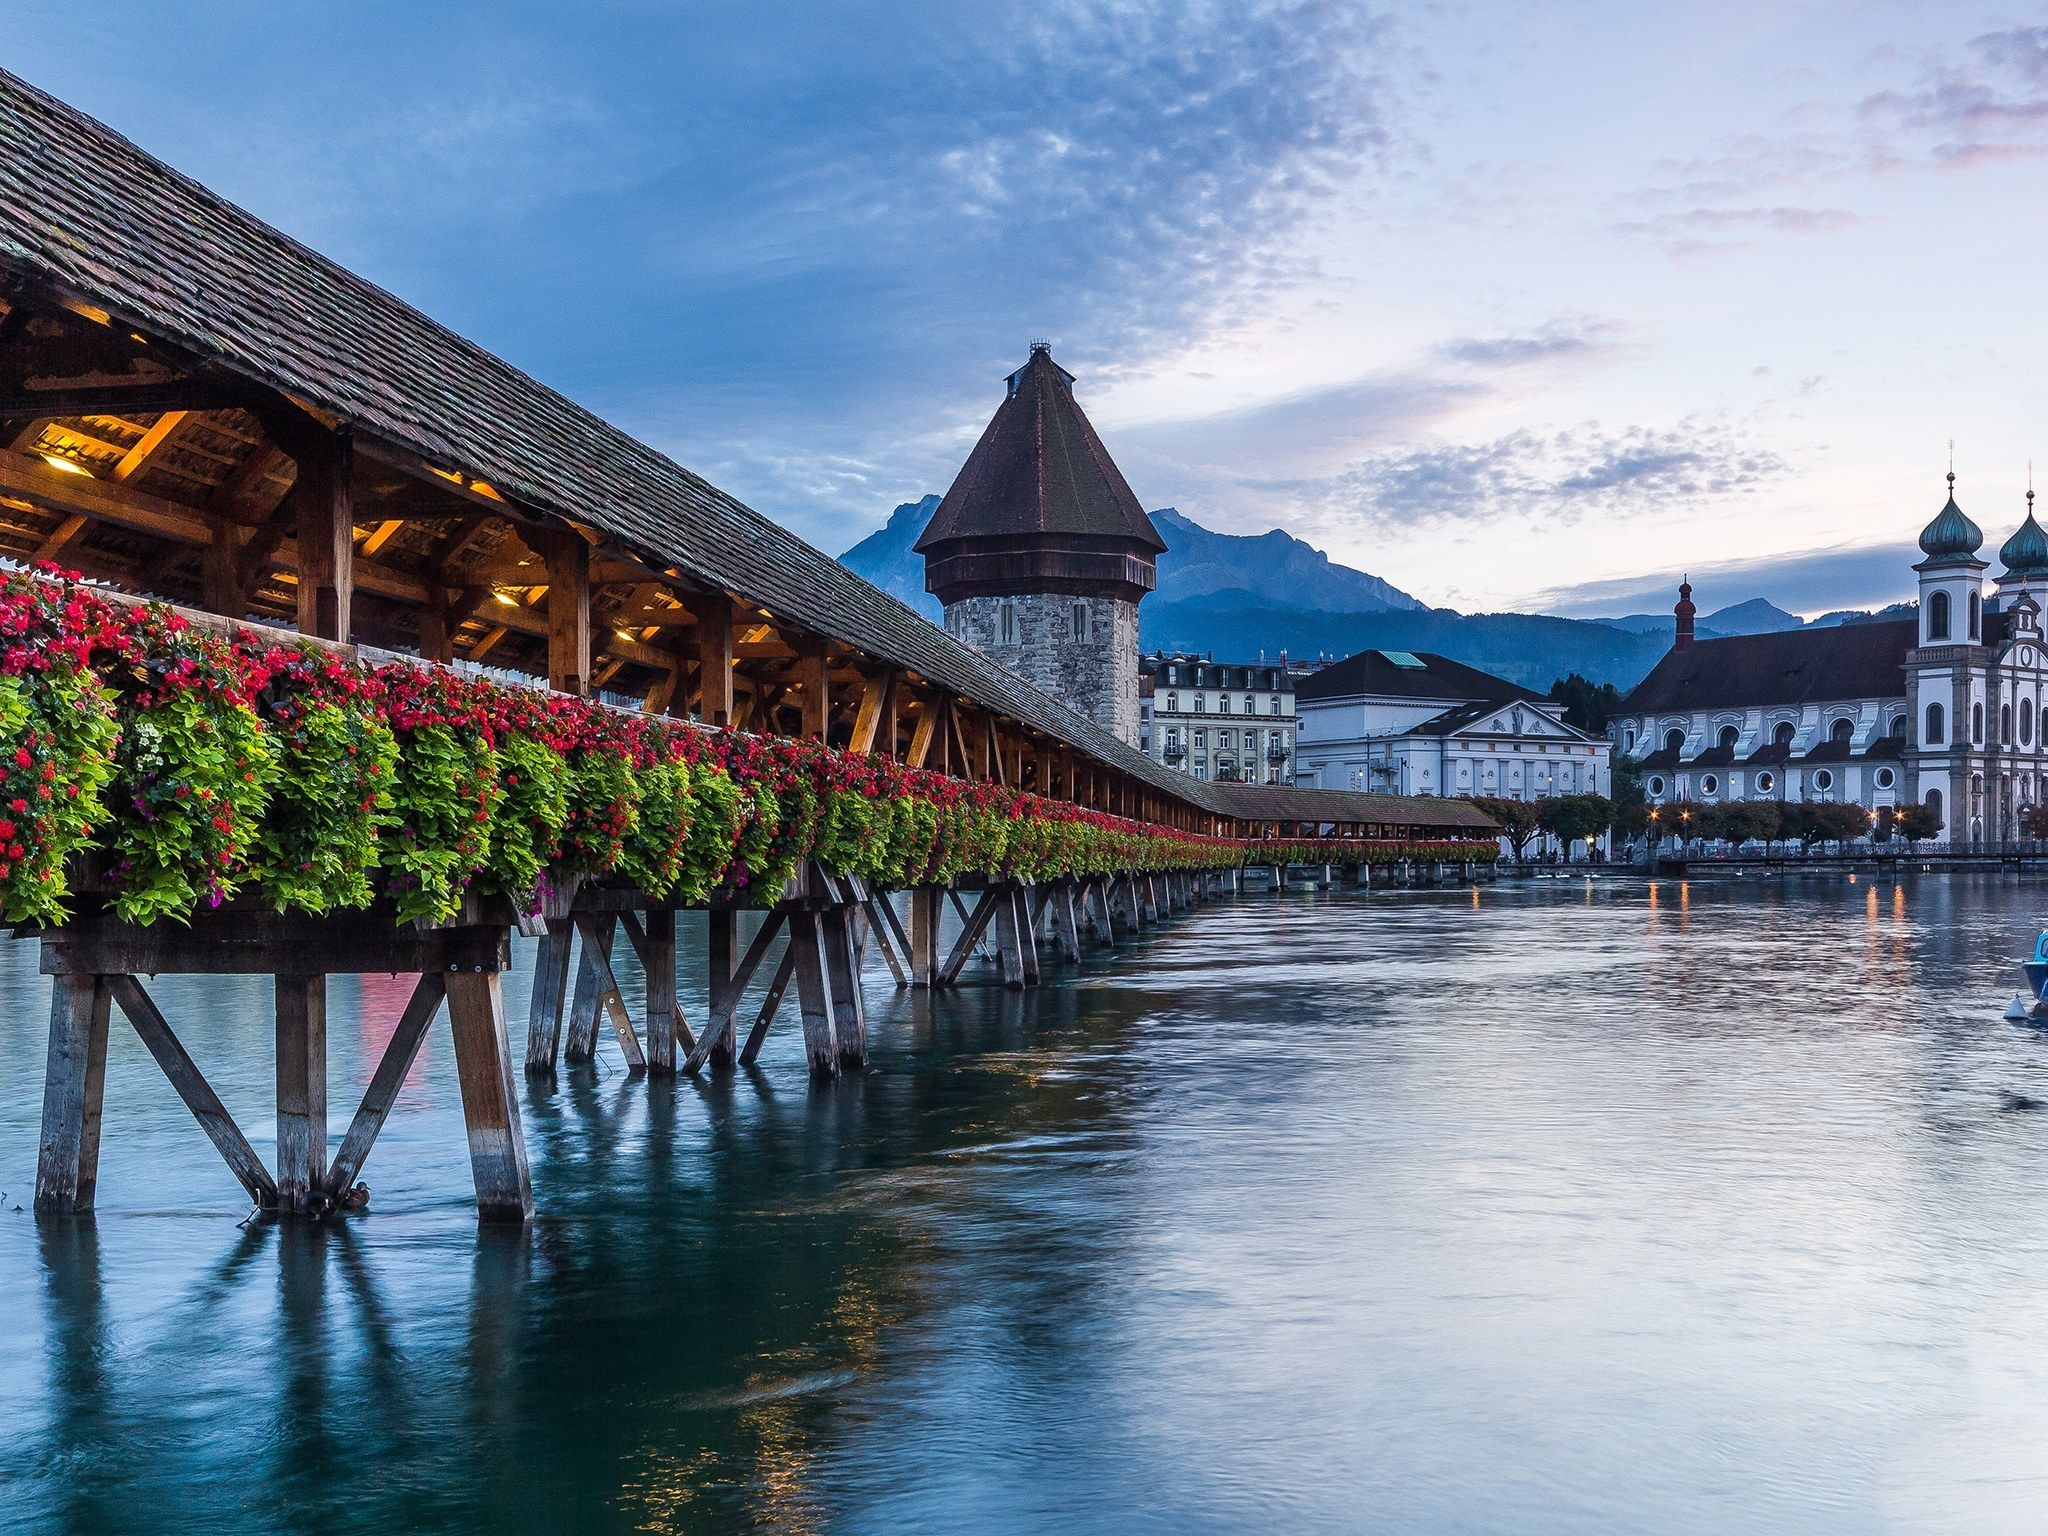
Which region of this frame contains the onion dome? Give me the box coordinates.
[1918,471,1983,561]
[2003,488,2048,576]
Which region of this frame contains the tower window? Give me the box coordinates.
[1073,602,1090,642]
[2025,699,2036,746]
[999,600,1017,646]
[1970,591,1982,639]
[1928,590,1951,642]
[1974,702,1985,743]
[1926,702,1946,745]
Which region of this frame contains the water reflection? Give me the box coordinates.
[9,877,2048,1532]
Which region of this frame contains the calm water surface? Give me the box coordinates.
[5,875,2048,1534]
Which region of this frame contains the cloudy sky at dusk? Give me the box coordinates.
[12,2,2048,618]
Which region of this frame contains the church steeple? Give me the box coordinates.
[1673,577,1696,651]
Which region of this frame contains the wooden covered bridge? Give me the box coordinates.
[0,69,1491,1223]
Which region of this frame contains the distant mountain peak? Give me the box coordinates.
[839,498,1424,626]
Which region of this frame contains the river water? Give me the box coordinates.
[4,874,2048,1534]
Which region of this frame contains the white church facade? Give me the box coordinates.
[1610,475,2048,843]
[1295,648,1611,801]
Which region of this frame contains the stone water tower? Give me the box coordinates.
[916,344,1164,745]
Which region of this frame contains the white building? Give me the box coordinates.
[1294,648,1611,802]
[1138,652,1299,782]
[1610,474,2048,843]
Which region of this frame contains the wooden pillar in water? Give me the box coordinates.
[644,907,678,1075]
[33,975,110,1214]
[821,905,869,1069]
[907,887,942,987]
[1014,887,1041,985]
[524,919,574,1075]
[445,970,533,1223]
[1055,883,1083,963]
[786,910,841,1078]
[992,886,1027,988]
[564,915,612,1064]
[706,909,739,1071]
[273,974,327,1213]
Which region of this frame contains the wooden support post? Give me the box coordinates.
[204,520,246,618]
[1088,880,1116,948]
[786,910,840,1078]
[290,427,353,642]
[568,915,646,1072]
[274,974,328,1213]
[564,915,615,1065]
[545,529,592,696]
[797,642,831,741]
[618,910,697,1061]
[937,888,1004,985]
[992,887,1027,989]
[34,974,110,1214]
[324,973,445,1199]
[110,975,279,1207]
[418,593,453,665]
[821,906,869,1070]
[643,907,678,1075]
[692,594,735,727]
[740,947,796,1067]
[444,971,533,1223]
[524,920,574,1075]
[1056,884,1083,963]
[1014,888,1041,984]
[907,887,941,987]
[863,895,910,986]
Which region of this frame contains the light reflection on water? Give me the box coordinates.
[5,877,2048,1532]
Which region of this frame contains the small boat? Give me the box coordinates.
[2010,931,2048,1024]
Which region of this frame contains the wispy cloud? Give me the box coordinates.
[1308,419,1790,531]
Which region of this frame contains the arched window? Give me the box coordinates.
[1926,702,1946,745]
[1929,590,1951,641]
[2003,704,2013,744]
[1718,725,1739,750]
[2025,698,2036,747]
[1831,717,1854,744]
[1624,727,1636,752]
[1773,721,1796,748]
[1664,727,1685,754]
[1974,702,1985,743]
[1970,591,1982,639]
[1927,787,1944,827]
[1890,714,1908,738]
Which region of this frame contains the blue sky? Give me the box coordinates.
[10,2,2048,618]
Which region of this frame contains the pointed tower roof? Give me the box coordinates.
[1917,470,1984,566]
[2002,480,2048,577]
[917,345,1165,553]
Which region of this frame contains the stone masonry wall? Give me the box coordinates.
[945,592,1141,746]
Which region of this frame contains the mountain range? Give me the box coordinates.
[837,499,1903,693]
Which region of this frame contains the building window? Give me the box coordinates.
[1756,771,1775,793]
[2004,704,2014,744]
[1718,724,1739,750]
[1831,717,1854,745]
[1875,768,1895,789]
[1166,693,1178,713]
[1243,694,1255,713]
[1073,602,1090,642]
[1218,694,1231,714]
[1194,694,1206,713]
[1973,702,1985,743]
[1648,776,1665,796]
[1929,590,1951,642]
[1244,731,1257,750]
[1970,591,1982,639]
[1269,697,1281,715]
[1774,721,1796,749]
[1813,769,1834,793]
[2025,699,2036,746]
[1193,729,1207,747]
[1889,714,1907,739]
[1700,774,1719,796]
[999,600,1017,646]
[1624,727,1636,752]
[1664,727,1685,754]
[1926,702,1946,745]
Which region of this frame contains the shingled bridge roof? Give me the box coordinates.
[0,68,1487,836]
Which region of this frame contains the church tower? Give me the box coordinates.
[917,344,1165,745]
